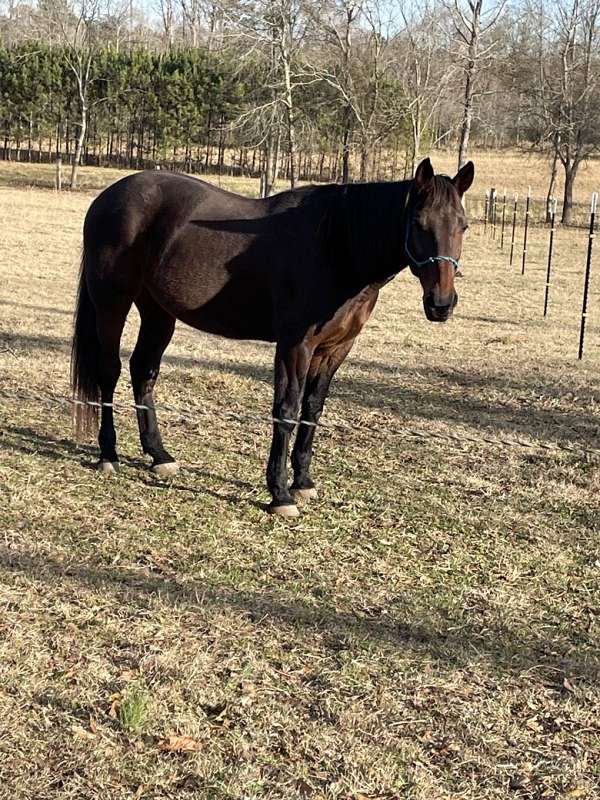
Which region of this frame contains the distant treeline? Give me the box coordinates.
[0,44,243,168]
[1,0,600,220]
[0,42,415,184]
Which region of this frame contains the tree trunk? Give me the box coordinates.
[458,62,475,170]
[341,105,351,183]
[411,112,421,176]
[285,99,296,189]
[281,36,296,189]
[359,141,368,182]
[261,124,280,198]
[205,106,213,167]
[70,102,87,189]
[562,160,578,225]
[457,2,481,170]
[546,143,559,223]
[27,114,33,162]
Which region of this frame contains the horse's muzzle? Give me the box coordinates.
[423,291,458,323]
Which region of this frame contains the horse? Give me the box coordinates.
[71,157,474,517]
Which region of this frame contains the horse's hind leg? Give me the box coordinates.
[130,291,177,477]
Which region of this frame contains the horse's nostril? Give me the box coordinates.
[426,290,456,310]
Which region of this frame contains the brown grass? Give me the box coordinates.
[432,148,600,202]
[0,164,599,799]
[2,147,600,206]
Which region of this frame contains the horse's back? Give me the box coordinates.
[82,172,339,342]
[85,171,257,246]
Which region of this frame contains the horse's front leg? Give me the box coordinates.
[291,339,356,502]
[266,341,312,517]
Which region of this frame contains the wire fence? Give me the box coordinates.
[464,191,594,229]
[1,385,598,460]
[471,185,599,359]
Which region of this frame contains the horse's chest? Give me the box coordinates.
[313,291,378,349]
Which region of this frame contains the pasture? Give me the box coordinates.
[0,165,599,799]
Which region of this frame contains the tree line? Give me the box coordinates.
[0,0,599,222]
[0,43,245,172]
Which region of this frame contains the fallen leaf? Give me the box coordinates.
[525,716,543,732]
[563,677,576,693]
[108,694,122,718]
[72,724,96,741]
[159,734,203,753]
[566,788,587,798]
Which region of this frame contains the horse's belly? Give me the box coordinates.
[178,288,275,341]
[147,256,275,342]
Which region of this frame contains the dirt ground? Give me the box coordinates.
[0,167,599,799]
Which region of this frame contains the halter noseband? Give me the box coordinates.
[402,189,461,273]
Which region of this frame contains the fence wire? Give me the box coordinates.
[1,385,598,460]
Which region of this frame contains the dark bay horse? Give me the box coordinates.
[71,157,474,516]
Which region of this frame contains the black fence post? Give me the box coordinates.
[578,192,597,360]
[500,188,507,250]
[521,186,531,276]
[509,193,518,267]
[484,190,489,234]
[543,197,556,318]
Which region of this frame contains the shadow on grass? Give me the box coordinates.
[0,299,72,317]
[0,540,597,683]
[2,329,599,452]
[0,424,266,511]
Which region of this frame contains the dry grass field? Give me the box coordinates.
[0,162,599,799]
[1,147,600,205]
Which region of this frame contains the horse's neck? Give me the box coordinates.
[343,180,412,284]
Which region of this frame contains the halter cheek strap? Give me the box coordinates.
[402,190,461,273]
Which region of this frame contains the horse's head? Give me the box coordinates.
[405,158,474,323]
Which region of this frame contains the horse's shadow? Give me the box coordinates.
[1,423,597,680]
[2,328,599,452]
[0,540,597,683]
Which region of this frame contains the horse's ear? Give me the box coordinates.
[453,161,475,196]
[414,158,434,192]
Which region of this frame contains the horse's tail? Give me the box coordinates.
[70,248,100,438]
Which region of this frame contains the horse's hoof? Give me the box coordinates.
[97,460,119,475]
[151,461,179,479]
[293,487,318,501]
[268,503,300,518]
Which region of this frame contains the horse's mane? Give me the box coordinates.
[299,174,461,285]
[315,180,411,284]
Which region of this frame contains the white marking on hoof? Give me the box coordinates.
[97,460,119,475]
[151,461,179,479]
[268,503,300,518]
[293,487,318,501]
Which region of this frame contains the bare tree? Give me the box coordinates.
[35,0,107,188]
[311,0,397,181]
[522,0,600,222]
[396,0,457,175]
[315,0,363,182]
[444,0,506,168]
[154,0,178,45]
[553,0,600,222]
[224,0,309,193]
